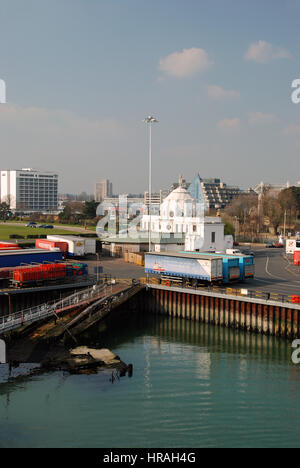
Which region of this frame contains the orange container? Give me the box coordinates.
[294,251,300,266]
[292,295,300,304]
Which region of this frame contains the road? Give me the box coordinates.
[86,246,300,297]
[0,222,96,234]
[242,246,300,296]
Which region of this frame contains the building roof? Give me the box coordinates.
[146,251,223,260]
[103,232,185,244]
[164,186,195,204]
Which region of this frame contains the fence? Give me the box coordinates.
[146,277,300,307]
[0,282,110,334]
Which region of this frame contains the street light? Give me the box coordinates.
[143,116,158,252]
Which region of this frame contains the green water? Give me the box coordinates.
[0,312,300,448]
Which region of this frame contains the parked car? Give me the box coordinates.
[38,225,47,228]
[26,222,37,227]
[44,225,54,229]
[266,242,283,248]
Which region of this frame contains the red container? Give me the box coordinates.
[294,251,300,266]
[292,295,300,304]
[0,242,19,249]
[35,239,68,253]
[12,263,67,283]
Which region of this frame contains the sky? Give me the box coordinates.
[0,0,300,194]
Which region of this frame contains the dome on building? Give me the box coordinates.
[161,186,196,217]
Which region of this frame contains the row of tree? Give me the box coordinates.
[58,200,99,224]
[223,187,300,238]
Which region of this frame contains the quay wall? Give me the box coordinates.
[143,285,300,339]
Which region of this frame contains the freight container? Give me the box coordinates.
[0,249,63,268]
[35,239,68,253]
[145,252,223,283]
[181,251,255,282]
[12,262,67,285]
[0,242,20,249]
[47,235,96,256]
[294,251,300,266]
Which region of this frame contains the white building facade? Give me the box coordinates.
[0,168,58,213]
[141,186,233,252]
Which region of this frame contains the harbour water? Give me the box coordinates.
[1,311,300,448]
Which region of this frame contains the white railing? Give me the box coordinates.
[0,282,110,334]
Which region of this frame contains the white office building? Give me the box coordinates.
[0,168,58,213]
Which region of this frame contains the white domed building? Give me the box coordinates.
[141,183,233,253]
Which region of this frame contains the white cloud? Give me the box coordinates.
[248,112,278,125]
[207,85,240,100]
[217,118,240,131]
[159,47,213,78]
[244,40,291,63]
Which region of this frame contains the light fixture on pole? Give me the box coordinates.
[143,115,158,252]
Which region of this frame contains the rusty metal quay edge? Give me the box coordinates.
[2,275,300,341]
[145,282,300,339]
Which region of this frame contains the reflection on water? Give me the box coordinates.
[0,311,299,448]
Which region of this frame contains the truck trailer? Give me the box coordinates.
[181,251,255,282]
[47,235,96,257]
[0,249,63,268]
[145,252,223,286]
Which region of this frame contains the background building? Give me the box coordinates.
[144,190,168,209]
[188,174,242,211]
[0,168,58,213]
[251,181,300,196]
[94,179,113,202]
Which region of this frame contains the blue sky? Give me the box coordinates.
[0,0,300,193]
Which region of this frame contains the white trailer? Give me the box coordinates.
[47,235,96,256]
[285,239,300,255]
[145,252,223,282]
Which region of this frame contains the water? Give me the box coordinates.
[0,312,300,448]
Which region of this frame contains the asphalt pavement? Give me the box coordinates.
[86,246,300,297]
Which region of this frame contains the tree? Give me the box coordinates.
[263,195,283,234]
[83,200,98,219]
[58,201,85,223]
[0,202,10,221]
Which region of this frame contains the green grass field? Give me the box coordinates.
[0,225,80,240]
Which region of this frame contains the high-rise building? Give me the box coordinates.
[0,168,58,213]
[94,179,113,202]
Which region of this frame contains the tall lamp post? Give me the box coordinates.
[143,116,158,252]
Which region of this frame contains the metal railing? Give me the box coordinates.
[0,281,113,334]
[146,277,300,307]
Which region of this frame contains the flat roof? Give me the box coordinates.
[47,235,86,241]
[103,232,185,244]
[0,249,61,256]
[146,252,223,261]
[181,251,250,259]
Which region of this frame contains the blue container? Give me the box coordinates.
[180,251,254,282]
[0,249,63,268]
